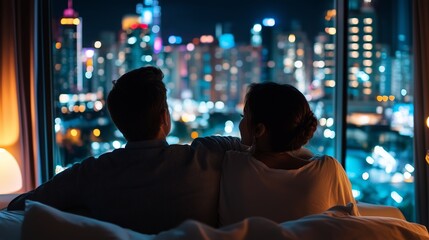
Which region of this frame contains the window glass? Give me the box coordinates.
[344,0,415,221]
[50,0,415,221]
[51,0,334,167]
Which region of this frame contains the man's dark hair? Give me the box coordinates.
[107,66,167,141]
[245,82,317,152]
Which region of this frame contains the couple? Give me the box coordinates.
[7,66,357,234]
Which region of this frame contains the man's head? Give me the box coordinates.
[107,66,170,141]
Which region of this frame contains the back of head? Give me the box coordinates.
[245,82,317,152]
[107,66,167,141]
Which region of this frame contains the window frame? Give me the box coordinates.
[36,0,428,227]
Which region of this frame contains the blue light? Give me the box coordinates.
[168,35,182,45]
[219,34,235,49]
[168,35,177,44]
[262,18,275,27]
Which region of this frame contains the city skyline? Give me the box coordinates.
[53,0,395,48]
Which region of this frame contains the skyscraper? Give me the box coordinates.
[348,0,379,101]
[118,0,162,73]
[54,0,83,95]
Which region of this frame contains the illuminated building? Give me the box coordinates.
[322,0,379,101]
[118,0,161,73]
[161,38,261,110]
[160,45,189,100]
[255,18,276,82]
[93,31,120,98]
[390,0,413,103]
[53,0,83,95]
[210,44,261,108]
[312,33,329,100]
[347,0,379,100]
[271,24,312,93]
[377,44,393,97]
[320,9,336,98]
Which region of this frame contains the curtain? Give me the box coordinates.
[0,0,37,192]
[413,0,429,228]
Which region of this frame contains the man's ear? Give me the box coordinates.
[160,108,169,126]
[255,123,266,138]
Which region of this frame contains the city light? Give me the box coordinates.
[93,129,101,137]
[200,35,214,43]
[91,142,100,150]
[186,43,195,51]
[262,18,275,27]
[252,24,262,33]
[112,141,122,149]
[391,191,403,204]
[352,189,361,198]
[366,156,375,165]
[127,36,137,45]
[364,17,373,24]
[373,146,397,174]
[168,35,182,44]
[94,41,102,48]
[191,131,199,139]
[60,18,80,25]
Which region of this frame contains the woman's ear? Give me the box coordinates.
[255,123,266,138]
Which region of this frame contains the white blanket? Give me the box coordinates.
[1,201,428,240]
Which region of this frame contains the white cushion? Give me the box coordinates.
[357,202,406,220]
[156,203,429,240]
[21,201,154,240]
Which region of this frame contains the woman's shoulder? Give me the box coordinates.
[310,155,345,171]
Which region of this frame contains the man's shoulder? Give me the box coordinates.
[192,136,241,146]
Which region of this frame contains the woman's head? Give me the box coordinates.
[107,66,170,141]
[240,82,317,152]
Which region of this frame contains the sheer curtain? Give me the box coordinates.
[0,0,39,192]
[413,0,429,228]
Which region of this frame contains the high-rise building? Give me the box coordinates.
[348,0,379,101]
[320,9,336,99]
[312,33,330,100]
[116,0,162,73]
[211,44,261,108]
[272,29,312,93]
[322,0,379,101]
[251,18,277,82]
[94,31,120,98]
[53,0,83,95]
[391,0,413,102]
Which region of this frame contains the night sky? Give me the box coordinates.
[53,0,395,48]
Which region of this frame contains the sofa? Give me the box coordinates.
[1,194,428,240]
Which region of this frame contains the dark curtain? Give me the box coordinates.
[0,0,52,192]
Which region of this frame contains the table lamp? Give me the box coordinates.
[0,148,22,194]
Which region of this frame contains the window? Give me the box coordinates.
[50,0,415,221]
[345,0,415,220]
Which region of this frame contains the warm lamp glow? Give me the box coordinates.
[0,148,22,194]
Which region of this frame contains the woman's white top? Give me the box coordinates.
[219,150,358,226]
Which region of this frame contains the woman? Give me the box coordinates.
[219,82,358,226]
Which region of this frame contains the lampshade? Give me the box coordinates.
[0,148,22,194]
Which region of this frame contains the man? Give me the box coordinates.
[8,66,244,234]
